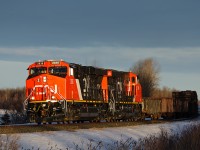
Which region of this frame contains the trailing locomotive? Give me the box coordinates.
[25,60,143,124]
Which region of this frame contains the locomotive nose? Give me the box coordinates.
[33,85,47,101]
[27,74,49,101]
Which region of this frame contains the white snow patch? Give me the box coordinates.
[10,117,200,150]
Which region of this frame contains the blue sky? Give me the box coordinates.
[0,1,200,97]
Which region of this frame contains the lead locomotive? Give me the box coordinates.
[25,60,142,124]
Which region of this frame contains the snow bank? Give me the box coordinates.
[16,117,200,150]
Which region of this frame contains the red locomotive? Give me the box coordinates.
[25,60,143,124]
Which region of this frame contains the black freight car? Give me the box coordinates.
[143,90,198,119]
[172,90,198,117]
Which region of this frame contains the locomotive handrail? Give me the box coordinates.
[109,89,116,115]
[24,88,35,110]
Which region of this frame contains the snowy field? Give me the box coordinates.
[12,117,200,149]
[1,108,200,149]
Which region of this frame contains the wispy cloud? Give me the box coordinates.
[0,46,199,95]
[0,46,199,73]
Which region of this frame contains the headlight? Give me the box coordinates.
[30,96,35,100]
[43,76,47,82]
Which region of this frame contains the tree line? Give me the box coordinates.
[0,87,25,112]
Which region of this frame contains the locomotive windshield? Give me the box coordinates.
[48,66,67,77]
[29,67,47,77]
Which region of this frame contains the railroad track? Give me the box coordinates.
[1,117,195,134]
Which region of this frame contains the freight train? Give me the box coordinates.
[24,60,198,124]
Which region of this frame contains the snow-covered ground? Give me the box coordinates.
[1,108,200,150]
[1,108,200,149]
[9,117,199,149]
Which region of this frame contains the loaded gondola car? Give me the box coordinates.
[143,91,198,119]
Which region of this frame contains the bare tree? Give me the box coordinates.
[130,58,160,97]
[152,86,177,98]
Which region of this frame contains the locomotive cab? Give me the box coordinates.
[26,60,71,102]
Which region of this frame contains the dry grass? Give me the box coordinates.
[0,134,20,150]
[112,124,200,150]
[72,123,200,150]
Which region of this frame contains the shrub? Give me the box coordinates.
[1,111,11,125]
[0,135,20,150]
